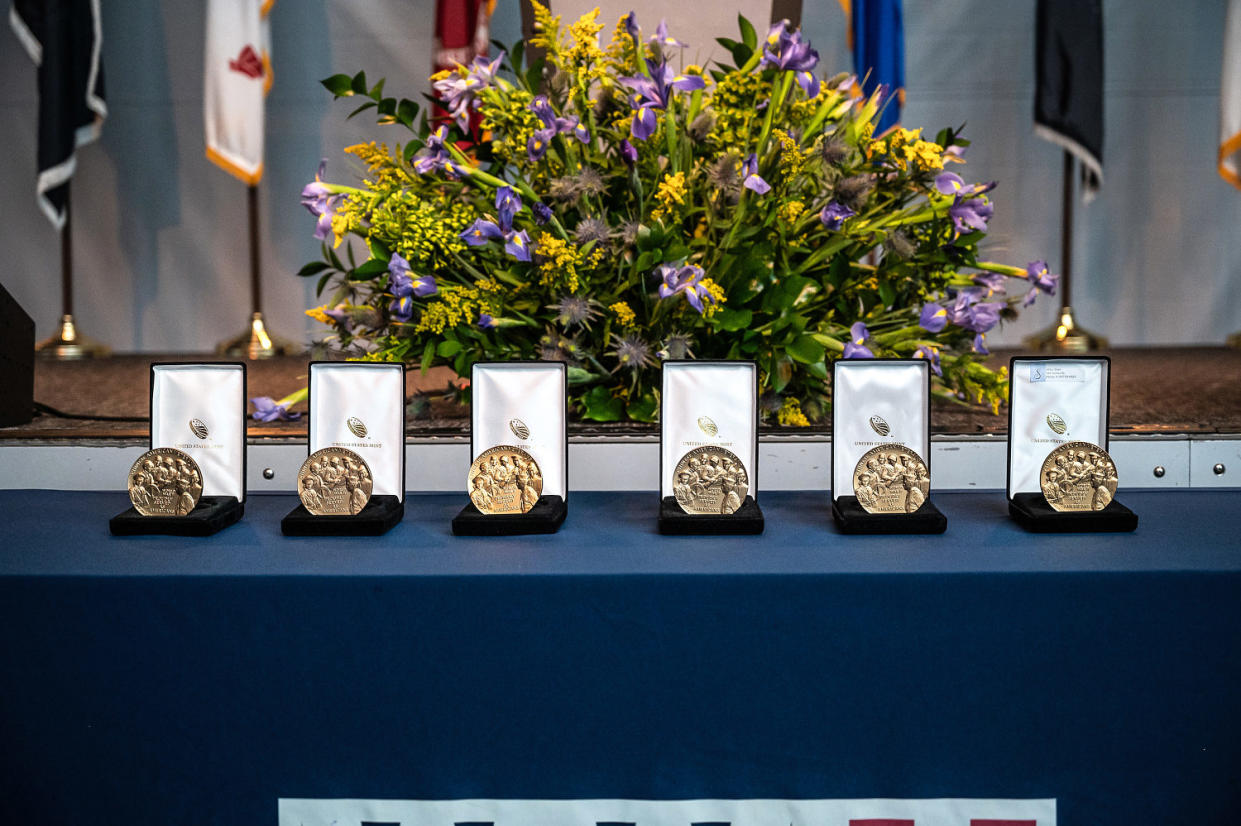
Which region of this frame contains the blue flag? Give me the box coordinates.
[845,0,905,134]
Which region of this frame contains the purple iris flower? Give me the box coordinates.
[433,51,505,129]
[914,345,942,376]
[495,186,522,228]
[919,302,948,333]
[843,321,874,358]
[948,194,994,234]
[527,127,555,162]
[532,201,553,225]
[742,154,771,194]
[389,295,414,322]
[650,19,686,49]
[504,230,533,262]
[251,396,301,422]
[388,253,437,298]
[619,58,705,141]
[478,313,497,328]
[323,305,353,332]
[619,138,638,166]
[972,271,1007,295]
[655,263,714,314]
[946,289,1003,335]
[301,160,343,241]
[761,20,820,96]
[820,201,856,230]
[462,217,505,246]
[1022,260,1059,307]
[622,11,639,44]
[934,172,967,195]
[413,127,456,176]
[530,95,557,127]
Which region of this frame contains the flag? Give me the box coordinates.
[1221,0,1241,190]
[433,0,494,75]
[1034,0,1103,201]
[840,0,905,135]
[204,0,273,184]
[9,0,107,228]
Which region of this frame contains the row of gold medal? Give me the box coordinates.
[127,440,1117,519]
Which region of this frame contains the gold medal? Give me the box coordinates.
[468,445,542,514]
[1039,441,1118,512]
[127,447,203,517]
[672,446,749,515]
[852,444,930,514]
[298,447,373,516]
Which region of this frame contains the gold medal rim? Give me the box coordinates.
[851,444,930,515]
[127,447,203,517]
[1039,440,1118,513]
[467,444,543,515]
[297,447,374,517]
[671,445,749,515]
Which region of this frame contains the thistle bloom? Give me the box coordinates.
[1023,260,1059,306]
[611,334,656,371]
[762,19,820,96]
[551,295,600,327]
[843,321,874,358]
[742,154,771,194]
[251,395,302,422]
[914,345,942,376]
[820,201,856,230]
[919,302,948,333]
[619,58,706,140]
[301,160,343,242]
[655,262,714,314]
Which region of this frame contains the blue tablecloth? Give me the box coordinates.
[2,489,1240,824]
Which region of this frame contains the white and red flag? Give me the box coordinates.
[204,0,273,184]
[1222,0,1241,189]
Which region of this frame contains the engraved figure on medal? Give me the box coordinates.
[851,445,930,514]
[672,446,748,515]
[1039,440,1118,512]
[298,447,373,516]
[468,445,542,514]
[128,447,203,517]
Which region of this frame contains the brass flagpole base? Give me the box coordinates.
[216,311,300,360]
[35,314,111,360]
[1022,306,1109,353]
[1227,330,1241,349]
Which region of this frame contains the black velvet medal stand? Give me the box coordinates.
[281,495,404,536]
[1009,493,1138,533]
[452,495,567,535]
[109,496,244,537]
[831,495,947,535]
[658,495,764,535]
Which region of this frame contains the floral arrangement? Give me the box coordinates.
[298,6,1056,424]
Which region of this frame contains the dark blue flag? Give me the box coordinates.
[846,0,905,135]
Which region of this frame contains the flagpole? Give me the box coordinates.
[216,183,297,359]
[1023,151,1108,352]
[35,187,110,359]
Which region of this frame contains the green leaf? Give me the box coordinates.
[713,307,753,332]
[320,74,353,97]
[397,99,418,128]
[403,140,419,163]
[786,333,827,365]
[627,393,658,423]
[368,238,391,262]
[737,14,757,50]
[771,355,793,392]
[377,97,396,117]
[349,258,390,280]
[420,342,436,374]
[315,272,333,296]
[580,386,624,422]
[350,71,368,95]
[566,367,599,385]
[437,339,462,358]
[878,280,896,307]
[297,261,331,276]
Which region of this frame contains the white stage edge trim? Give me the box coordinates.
[0,434,1234,493]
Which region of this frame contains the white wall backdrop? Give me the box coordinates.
[1,0,1239,352]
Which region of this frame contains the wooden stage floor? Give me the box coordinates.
[3,347,1239,441]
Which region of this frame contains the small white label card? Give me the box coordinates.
[472,362,567,499]
[832,359,930,499]
[150,363,246,501]
[310,362,405,501]
[660,361,758,498]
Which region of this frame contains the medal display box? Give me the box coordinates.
[1007,356,1137,533]
[452,362,568,536]
[109,362,246,536]
[281,362,406,536]
[658,360,764,535]
[830,359,946,534]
